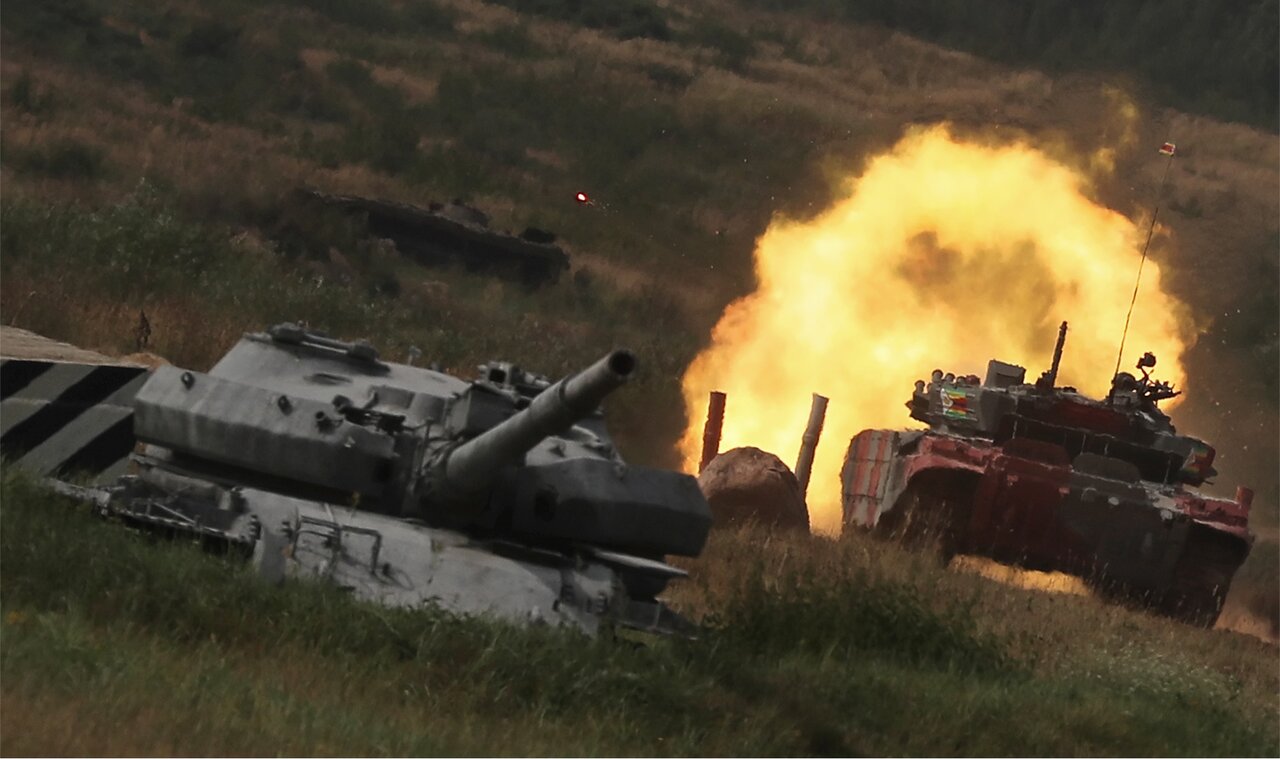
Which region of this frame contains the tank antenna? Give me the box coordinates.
[1113,141,1176,381]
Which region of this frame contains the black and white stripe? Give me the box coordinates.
[0,359,150,483]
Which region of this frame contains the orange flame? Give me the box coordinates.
[681,126,1195,534]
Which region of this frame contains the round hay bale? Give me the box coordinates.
[697,446,809,532]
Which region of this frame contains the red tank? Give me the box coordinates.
[841,323,1253,626]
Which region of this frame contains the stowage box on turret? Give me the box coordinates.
[99,323,712,636]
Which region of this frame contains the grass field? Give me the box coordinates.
[2,471,1276,756]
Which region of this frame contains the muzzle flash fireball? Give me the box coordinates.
[680,125,1194,535]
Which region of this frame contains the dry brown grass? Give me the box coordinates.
[0,51,450,217]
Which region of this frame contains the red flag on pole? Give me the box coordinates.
[1158,142,1176,156]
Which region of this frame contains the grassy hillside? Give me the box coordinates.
[755,0,1279,129]
[3,472,1277,756]
[1,0,1275,513]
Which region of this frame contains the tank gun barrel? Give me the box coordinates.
[1047,321,1067,388]
[1035,321,1069,391]
[438,350,637,499]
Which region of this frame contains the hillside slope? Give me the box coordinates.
[2,1,1276,511]
[2,472,1276,756]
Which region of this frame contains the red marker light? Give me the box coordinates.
[575,192,590,203]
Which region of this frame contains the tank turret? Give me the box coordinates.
[435,350,636,502]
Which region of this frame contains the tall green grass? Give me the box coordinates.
[2,472,1275,755]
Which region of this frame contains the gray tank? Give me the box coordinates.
[89,323,711,636]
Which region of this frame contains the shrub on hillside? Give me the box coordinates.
[177,19,241,59]
[490,0,671,41]
[281,0,400,31]
[684,19,756,71]
[6,138,107,180]
[402,1,457,34]
[470,21,544,58]
[7,69,56,114]
[0,182,222,297]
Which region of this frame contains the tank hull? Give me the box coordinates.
[104,462,696,637]
[842,429,1252,625]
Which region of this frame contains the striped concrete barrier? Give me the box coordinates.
[1,328,152,484]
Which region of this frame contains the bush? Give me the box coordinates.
[324,57,373,89]
[7,68,50,113]
[471,21,543,58]
[0,183,223,295]
[177,19,240,59]
[280,0,400,31]
[643,63,694,91]
[684,19,756,70]
[341,117,422,175]
[402,1,457,35]
[7,138,107,179]
[489,0,671,41]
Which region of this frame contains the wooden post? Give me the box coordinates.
[794,393,828,496]
[699,391,726,473]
